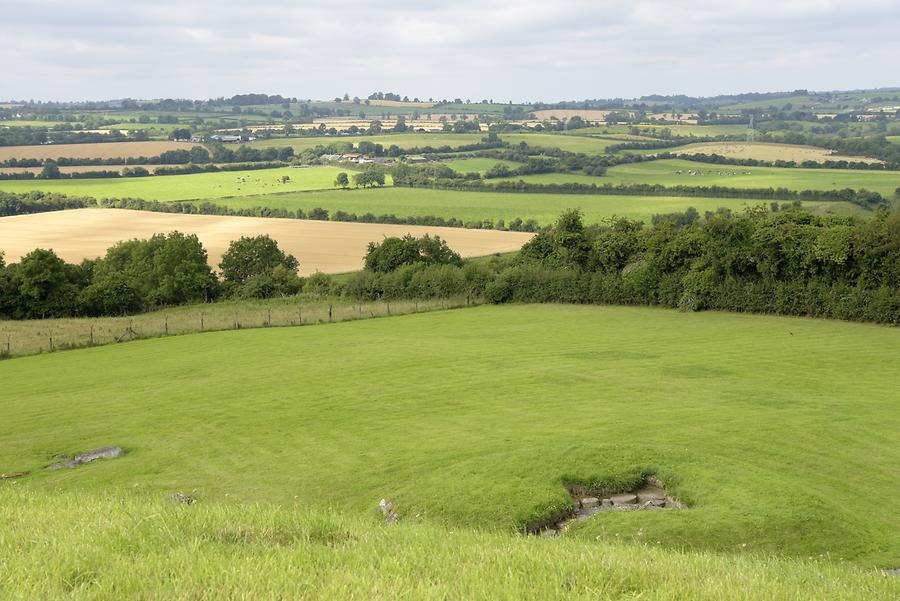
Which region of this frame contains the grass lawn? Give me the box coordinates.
[0,166,356,201]
[201,186,854,225]
[3,304,900,570]
[888,136,900,145]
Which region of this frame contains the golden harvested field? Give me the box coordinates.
[673,141,882,163]
[0,209,533,274]
[0,141,199,161]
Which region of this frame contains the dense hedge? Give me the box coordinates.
[393,175,888,210]
[0,191,96,215]
[337,208,900,325]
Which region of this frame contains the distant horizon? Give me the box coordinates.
[4,86,900,106]
[3,0,898,103]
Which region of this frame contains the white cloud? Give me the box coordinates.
[1,0,897,100]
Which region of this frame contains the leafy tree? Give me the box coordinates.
[78,271,144,316]
[235,264,303,299]
[364,234,462,272]
[12,248,79,318]
[219,235,299,284]
[353,167,386,188]
[334,172,350,188]
[38,161,61,179]
[171,128,192,141]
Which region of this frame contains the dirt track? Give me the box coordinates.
[0,209,533,274]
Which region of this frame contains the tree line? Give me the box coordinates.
[0,234,303,319]
[337,208,900,325]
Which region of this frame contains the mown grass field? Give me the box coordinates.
[3,304,900,573]
[889,136,900,145]
[204,186,855,225]
[0,166,355,201]
[2,488,898,600]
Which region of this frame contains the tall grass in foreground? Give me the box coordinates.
[0,487,897,600]
[0,296,474,359]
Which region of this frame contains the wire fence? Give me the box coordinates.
[0,296,479,360]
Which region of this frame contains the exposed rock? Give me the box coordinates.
[165,491,197,505]
[636,486,667,502]
[610,494,638,505]
[535,476,686,536]
[379,498,399,525]
[1,471,27,479]
[881,568,900,577]
[47,446,124,470]
[75,446,124,464]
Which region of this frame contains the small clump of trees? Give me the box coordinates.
[0,234,303,319]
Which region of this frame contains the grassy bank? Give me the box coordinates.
[1,487,897,600]
[3,304,900,566]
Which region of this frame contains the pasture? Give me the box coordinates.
[0,166,356,201]
[0,141,198,162]
[603,159,900,196]
[3,304,900,570]
[208,186,859,225]
[0,208,531,271]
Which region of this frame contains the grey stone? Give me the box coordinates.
[882,568,900,577]
[74,446,124,464]
[47,446,124,470]
[165,491,196,505]
[580,497,599,508]
[636,486,667,502]
[601,498,614,508]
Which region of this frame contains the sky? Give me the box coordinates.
[2,0,899,102]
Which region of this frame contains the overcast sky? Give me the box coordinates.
[3,0,898,102]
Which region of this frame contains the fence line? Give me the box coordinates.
[0,297,480,361]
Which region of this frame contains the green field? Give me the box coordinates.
[889,136,900,145]
[604,159,900,196]
[496,159,900,196]
[631,124,752,137]
[443,157,521,173]
[0,166,356,201]
[3,304,900,572]
[204,186,855,224]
